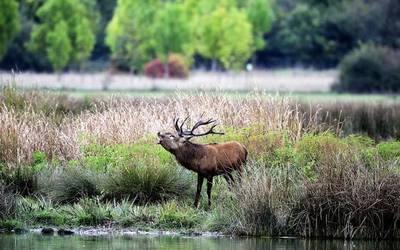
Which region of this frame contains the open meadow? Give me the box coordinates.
[1,85,400,239]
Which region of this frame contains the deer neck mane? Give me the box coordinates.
[172,141,205,170]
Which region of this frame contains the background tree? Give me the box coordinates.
[195,4,253,71]
[0,0,20,60]
[244,0,275,64]
[28,0,96,72]
[45,21,72,71]
[91,0,116,64]
[106,0,160,72]
[152,2,192,77]
[262,4,342,67]
[0,0,51,71]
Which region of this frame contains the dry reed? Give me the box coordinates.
[0,91,324,167]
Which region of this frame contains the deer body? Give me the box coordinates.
[171,141,247,176]
[157,118,247,208]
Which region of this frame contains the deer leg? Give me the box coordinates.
[194,174,204,208]
[227,172,235,184]
[223,174,231,185]
[223,173,234,190]
[206,176,213,208]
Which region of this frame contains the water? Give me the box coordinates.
[0,234,398,250]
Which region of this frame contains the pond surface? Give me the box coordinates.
[0,234,399,250]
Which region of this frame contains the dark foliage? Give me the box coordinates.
[334,45,400,93]
[0,182,18,220]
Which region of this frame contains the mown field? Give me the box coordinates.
[1,86,400,239]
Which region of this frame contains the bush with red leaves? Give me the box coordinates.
[144,54,188,79]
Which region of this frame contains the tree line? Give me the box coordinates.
[0,0,398,73]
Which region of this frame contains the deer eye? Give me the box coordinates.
[169,135,174,138]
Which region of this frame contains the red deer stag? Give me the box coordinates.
[157,117,247,208]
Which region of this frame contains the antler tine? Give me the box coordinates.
[192,123,224,136]
[174,117,180,133]
[180,116,190,133]
[184,117,224,137]
[191,118,214,131]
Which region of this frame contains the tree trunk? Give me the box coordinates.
[211,59,218,71]
[251,54,257,68]
[57,71,63,89]
[164,62,170,78]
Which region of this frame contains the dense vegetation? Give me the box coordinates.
[1,87,400,239]
[1,0,399,75]
[334,45,400,93]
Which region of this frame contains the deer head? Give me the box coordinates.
[157,116,224,152]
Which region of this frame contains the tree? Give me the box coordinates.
[91,0,116,61]
[244,0,275,59]
[265,4,343,67]
[152,2,192,77]
[28,0,96,71]
[45,21,71,71]
[106,0,160,72]
[195,4,253,71]
[0,0,20,61]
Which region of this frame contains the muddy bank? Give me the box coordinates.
[5,227,225,238]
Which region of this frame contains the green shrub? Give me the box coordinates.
[18,196,67,226]
[199,126,289,163]
[295,133,346,177]
[111,199,157,227]
[31,209,66,226]
[32,151,47,166]
[37,166,102,203]
[64,198,113,226]
[0,219,23,232]
[335,44,400,93]
[82,143,174,171]
[158,201,202,229]
[294,134,377,177]
[377,141,400,161]
[103,162,192,203]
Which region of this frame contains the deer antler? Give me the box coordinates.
[175,117,224,138]
[173,116,190,136]
[174,116,224,138]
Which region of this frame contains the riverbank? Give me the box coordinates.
[14,227,224,237]
[1,87,400,240]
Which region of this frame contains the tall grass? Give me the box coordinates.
[0,88,325,167]
[310,102,400,140]
[2,87,399,168]
[289,155,400,239]
[0,182,18,220]
[2,87,400,238]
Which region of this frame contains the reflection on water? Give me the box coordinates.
[0,234,399,250]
